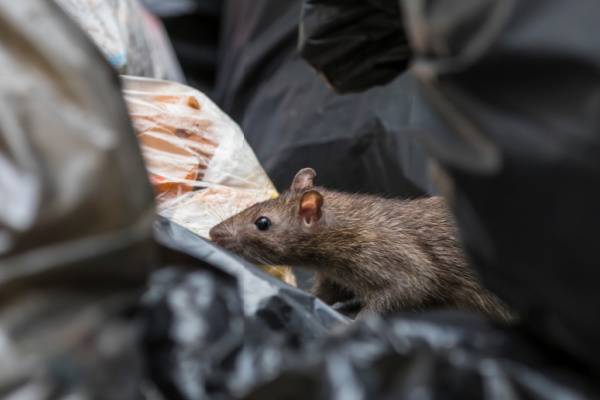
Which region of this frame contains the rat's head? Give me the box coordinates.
[209,168,325,265]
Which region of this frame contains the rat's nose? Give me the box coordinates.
[209,226,223,242]
[209,224,231,245]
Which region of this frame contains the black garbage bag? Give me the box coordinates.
[214,0,435,197]
[298,0,600,381]
[401,0,600,375]
[0,0,157,398]
[242,314,599,400]
[143,218,348,400]
[145,220,599,400]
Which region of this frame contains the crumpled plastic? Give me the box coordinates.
[144,217,348,400]
[122,76,296,286]
[145,219,599,400]
[55,0,184,81]
[0,0,156,397]
[0,0,155,282]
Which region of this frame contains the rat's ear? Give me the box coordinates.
[299,190,323,225]
[291,168,316,192]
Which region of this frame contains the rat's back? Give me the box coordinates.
[314,191,510,321]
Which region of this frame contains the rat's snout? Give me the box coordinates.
[209,221,237,249]
[208,224,226,243]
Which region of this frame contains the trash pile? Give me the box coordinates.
[1,0,599,399]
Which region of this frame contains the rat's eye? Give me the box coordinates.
[255,216,271,231]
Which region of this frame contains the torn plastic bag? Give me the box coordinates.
[214,0,434,200]
[145,219,599,399]
[0,0,157,397]
[299,0,412,94]
[55,0,184,81]
[121,76,296,286]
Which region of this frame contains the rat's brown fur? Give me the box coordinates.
[210,168,513,322]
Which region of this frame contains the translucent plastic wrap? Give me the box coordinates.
[55,0,184,81]
[122,76,296,285]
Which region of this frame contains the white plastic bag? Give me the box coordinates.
[55,0,184,81]
[122,76,296,285]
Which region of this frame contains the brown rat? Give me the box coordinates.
[209,168,513,322]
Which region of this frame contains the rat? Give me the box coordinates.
[209,168,513,322]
